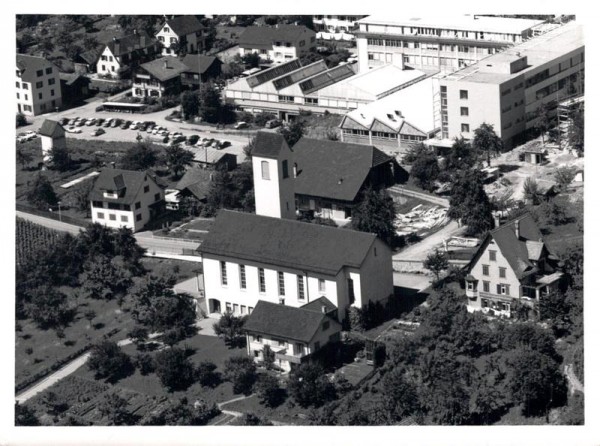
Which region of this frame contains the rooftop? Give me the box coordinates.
[16,54,54,83]
[89,168,157,205]
[238,24,315,50]
[38,119,64,138]
[139,57,189,81]
[358,15,545,34]
[199,210,378,276]
[106,31,154,57]
[163,15,203,37]
[251,131,290,159]
[189,146,235,165]
[243,300,340,343]
[442,22,583,85]
[180,54,221,74]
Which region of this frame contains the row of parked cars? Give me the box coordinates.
[16,131,38,143]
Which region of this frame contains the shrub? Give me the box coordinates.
[287,363,336,408]
[223,356,257,395]
[154,347,195,391]
[255,374,284,407]
[87,341,133,382]
[134,353,155,375]
[213,312,247,347]
[196,361,220,387]
[16,113,27,128]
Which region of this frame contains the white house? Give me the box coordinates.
[16,54,62,116]
[96,31,158,78]
[156,15,205,56]
[313,15,367,41]
[244,299,342,372]
[238,25,316,64]
[89,168,164,232]
[38,119,66,163]
[198,209,394,322]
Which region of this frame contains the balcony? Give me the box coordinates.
[478,291,513,303]
[275,351,305,364]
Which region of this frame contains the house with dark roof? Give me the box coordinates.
[132,57,189,98]
[59,72,91,105]
[198,209,394,322]
[38,119,66,162]
[156,15,206,56]
[244,300,342,372]
[74,47,104,73]
[16,54,62,116]
[96,31,159,78]
[89,168,165,232]
[238,24,316,64]
[292,137,397,221]
[464,212,563,318]
[180,54,222,88]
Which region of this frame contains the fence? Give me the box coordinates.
[388,186,449,207]
[392,259,427,274]
[16,203,87,228]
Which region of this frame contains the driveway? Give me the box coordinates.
[393,220,464,262]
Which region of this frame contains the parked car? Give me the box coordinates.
[129,123,139,130]
[76,120,86,127]
[66,126,82,133]
[220,140,231,149]
[103,120,112,128]
[24,131,37,139]
[121,120,132,129]
[91,128,106,137]
[95,118,105,126]
[58,117,70,126]
[186,135,200,145]
[86,118,96,126]
[265,119,282,129]
[233,121,248,129]
[111,118,122,128]
[202,139,214,147]
[16,134,28,143]
[171,135,186,144]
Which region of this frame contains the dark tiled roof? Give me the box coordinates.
[164,16,203,37]
[78,47,103,65]
[175,167,213,200]
[251,131,290,159]
[89,168,155,205]
[107,32,154,56]
[199,210,377,276]
[140,57,188,82]
[292,138,392,202]
[16,54,54,83]
[38,119,64,138]
[244,300,340,343]
[238,25,315,50]
[301,296,337,314]
[181,54,221,74]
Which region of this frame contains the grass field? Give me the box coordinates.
[140,257,203,282]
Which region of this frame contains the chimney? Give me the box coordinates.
[321,305,327,314]
[515,219,520,238]
[133,29,137,35]
[293,163,298,178]
[164,59,169,69]
[338,178,343,185]
[493,212,502,228]
[112,36,117,42]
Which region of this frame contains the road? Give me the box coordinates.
[393,220,463,262]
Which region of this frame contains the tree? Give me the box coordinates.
[79,255,132,301]
[448,169,494,236]
[223,356,257,395]
[25,285,73,329]
[17,147,33,169]
[41,391,69,415]
[154,347,196,391]
[445,137,476,171]
[539,198,569,226]
[351,187,396,245]
[164,144,195,178]
[128,326,149,348]
[409,147,440,191]
[37,38,55,58]
[472,123,503,167]
[522,177,543,205]
[98,392,131,426]
[27,174,58,210]
[382,368,420,421]
[278,119,306,147]
[198,81,225,124]
[87,340,133,382]
[424,249,449,283]
[120,139,158,171]
[196,360,221,387]
[288,363,336,408]
[554,166,577,191]
[16,112,27,128]
[568,105,584,153]
[15,402,40,426]
[239,412,273,426]
[241,52,261,68]
[49,145,72,171]
[180,91,200,120]
[212,312,247,347]
[146,398,220,425]
[255,373,283,407]
[534,102,553,144]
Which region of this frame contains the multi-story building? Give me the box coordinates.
[132,57,188,98]
[438,22,583,148]
[198,209,394,323]
[155,15,206,56]
[464,213,563,319]
[16,54,62,116]
[238,25,316,64]
[355,15,545,73]
[97,32,159,78]
[89,168,164,232]
[244,299,342,372]
[313,15,367,41]
[180,54,222,88]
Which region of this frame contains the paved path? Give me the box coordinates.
[564,363,584,395]
[213,393,256,426]
[393,220,463,262]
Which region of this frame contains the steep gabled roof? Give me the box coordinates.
[292,137,392,202]
[251,131,290,159]
[139,57,188,81]
[164,15,203,37]
[199,210,377,276]
[181,54,221,74]
[301,296,337,314]
[244,300,340,343]
[38,119,65,138]
[106,31,154,56]
[16,54,54,83]
[89,168,157,205]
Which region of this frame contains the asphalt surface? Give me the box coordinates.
[393,220,463,262]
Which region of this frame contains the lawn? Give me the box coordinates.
[222,393,312,425]
[140,257,203,283]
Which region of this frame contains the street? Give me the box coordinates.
[393,220,463,262]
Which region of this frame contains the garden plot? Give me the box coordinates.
[394,204,449,236]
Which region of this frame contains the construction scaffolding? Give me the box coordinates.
[557,95,584,150]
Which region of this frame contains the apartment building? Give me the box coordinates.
[313,15,367,41]
[156,15,206,56]
[132,57,188,98]
[355,15,544,73]
[16,54,62,116]
[238,25,316,64]
[438,22,583,148]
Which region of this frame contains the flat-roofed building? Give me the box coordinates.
[313,15,367,41]
[355,15,545,73]
[438,21,583,148]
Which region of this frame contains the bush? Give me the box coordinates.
[87,341,133,382]
[239,412,273,426]
[223,356,257,395]
[213,312,247,347]
[196,360,221,387]
[255,373,284,407]
[287,363,336,408]
[16,113,27,128]
[154,347,196,391]
[134,353,155,375]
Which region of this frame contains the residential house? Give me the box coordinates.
[38,119,66,163]
[89,168,165,232]
[180,54,222,88]
[464,213,563,318]
[244,299,342,372]
[97,31,159,78]
[166,167,214,211]
[59,73,91,106]
[198,209,394,323]
[132,57,188,98]
[156,15,206,56]
[292,137,397,221]
[74,47,103,73]
[189,146,237,170]
[238,25,316,64]
[16,54,62,116]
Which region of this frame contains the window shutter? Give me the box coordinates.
[496,284,501,294]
